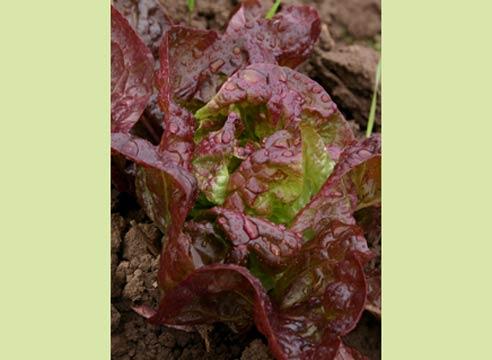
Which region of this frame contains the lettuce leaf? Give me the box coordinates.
[195,63,354,151]
[291,135,381,240]
[192,112,245,204]
[111,6,154,133]
[143,221,370,359]
[156,3,321,109]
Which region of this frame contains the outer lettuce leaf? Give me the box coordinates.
[157,101,196,170]
[354,206,381,248]
[112,0,173,56]
[111,133,199,291]
[157,26,240,109]
[365,268,381,318]
[315,337,369,360]
[153,205,303,294]
[156,4,320,108]
[111,6,154,133]
[111,133,197,232]
[291,135,381,240]
[273,221,372,315]
[140,257,365,360]
[195,63,354,154]
[183,220,230,266]
[226,1,321,68]
[157,28,199,169]
[154,218,231,292]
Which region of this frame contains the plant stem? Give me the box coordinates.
[366,59,381,138]
[187,0,195,13]
[265,0,281,19]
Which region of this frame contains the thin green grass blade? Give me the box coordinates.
[187,0,196,13]
[366,59,381,137]
[265,0,281,19]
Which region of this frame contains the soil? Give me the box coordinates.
[111,0,381,359]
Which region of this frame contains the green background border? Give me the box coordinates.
[1,0,491,358]
[383,0,492,358]
[0,1,110,359]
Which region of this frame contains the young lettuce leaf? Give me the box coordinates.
[291,135,381,240]
[193,63,353,224]
[192,112,245,204]
[195,63,353,150]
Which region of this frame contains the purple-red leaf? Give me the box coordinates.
[157,102,195,170]
[291,135,381,239]
[112,0,173,56]
[111,6,154,133]
[226,2,321,68]
[158,25,247,108]
[149,260,366,360]
[156,4,320,108]
[273,222,371,328]
[192,112,246,204]
[111,132,199,291]
[195,63,354,154]
[210,207,303,271]
[224,129,304,223]
[365,268,381,318]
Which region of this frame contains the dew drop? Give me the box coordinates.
[270,244,280,257]
[274,138,289,148]
[168,123,178,134]
[209,59,225,73]
[224,82,236,91]
[242,69,262,84]
[233,47,242,56]
[123,141,138,156]
[358,149,372,158]
[192,48,202,59]
[222,131,232,144]
[321,94,330,103]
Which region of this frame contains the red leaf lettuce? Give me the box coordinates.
[111,2,380,359]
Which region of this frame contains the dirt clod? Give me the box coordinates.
[240,340,273,360]
[310,44,381,128]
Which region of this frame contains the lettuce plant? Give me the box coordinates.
[111,2,381,359]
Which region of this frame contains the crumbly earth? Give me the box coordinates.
[111,193,276,360]
[111,0,381,359]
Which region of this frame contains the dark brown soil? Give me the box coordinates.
[111,1,381,359]
[111,192,275,360]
